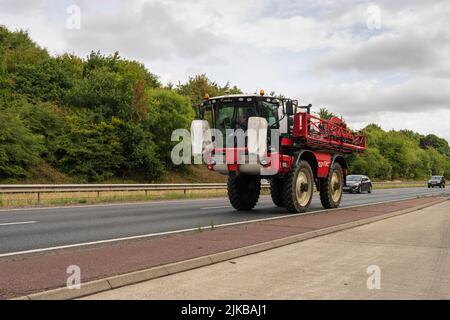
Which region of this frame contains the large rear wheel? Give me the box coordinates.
[283,160,314,213]
[270,177,285,207]
[228,174,261,211]
[320,162,344,209]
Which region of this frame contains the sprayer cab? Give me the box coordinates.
[197,93,293,131]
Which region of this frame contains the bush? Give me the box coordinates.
[52,114,124,182]
[0,110,44,178]
[117,122,164,180]
[145,88,195,167]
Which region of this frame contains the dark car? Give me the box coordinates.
[344,175,372,194]
[428,176,446,188]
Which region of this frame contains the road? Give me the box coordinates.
[0,187,447,255]
[83,200,450,300]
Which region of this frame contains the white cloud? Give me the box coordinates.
[348,110,450,142]
[304,77,450,115]
[315,32,450,76]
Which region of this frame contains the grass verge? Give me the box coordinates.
[0,183,424,209]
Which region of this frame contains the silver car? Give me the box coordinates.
[344,175,373,194]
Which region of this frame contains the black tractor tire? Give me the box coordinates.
[320,162,344,209]
[228,174,261,211]
[270,177,285,207]
[283,160,314,213]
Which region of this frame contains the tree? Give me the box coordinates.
[131,80,148,123]
[52,115,125,182]
[65,66,135,120]
[145,88,195,167]
[20,101,65,162]
[349,148,392,180]
[318,108,335,120]
[0,110,44,179]
[117,122,164,180]
[420,134,450,156]
[176,74,241,104]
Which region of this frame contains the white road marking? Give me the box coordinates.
[0,221,37,227]
[0,194,443,258]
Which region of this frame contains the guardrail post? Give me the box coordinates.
[37,192,41,204]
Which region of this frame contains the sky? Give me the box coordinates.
[1,0,450,141]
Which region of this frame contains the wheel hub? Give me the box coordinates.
[296,171,312,207]
[300,183,309,192]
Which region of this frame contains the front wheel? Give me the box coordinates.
[368,185,372,194]
[320,163,344,209]
[228,175,261,211]
[283,160,314,213]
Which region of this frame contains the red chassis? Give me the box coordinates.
[206,112,365,180]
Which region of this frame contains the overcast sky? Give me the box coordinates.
[1,0,449,141]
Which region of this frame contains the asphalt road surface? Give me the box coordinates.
[0,187,447,255]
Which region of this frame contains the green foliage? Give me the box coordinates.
[132,80,148,123]
[11,58,75,102]
[52,115,125,181]
[117,122,164,180]
[350,148,392,180]
[318,108,335,120]
[0,110,44,178]
[65,51,160,121]
[145,88,195,166]
[420,134,450,156]
[0,27,74,103]
[65,65,135,119]
[176,74,242,104]
[349,125,450,180]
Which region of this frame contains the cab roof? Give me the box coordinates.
[209,94,279,100]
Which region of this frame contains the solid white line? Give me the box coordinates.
[1,194,443,258]
[0,221,36,227]
[201,206,232,210]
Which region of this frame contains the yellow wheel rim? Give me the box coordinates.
[331,170,342,203]
[296,170,312,207]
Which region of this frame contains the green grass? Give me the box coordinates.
[372,182,426,189]
[0,182,424,209]
[0,189,231,208]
